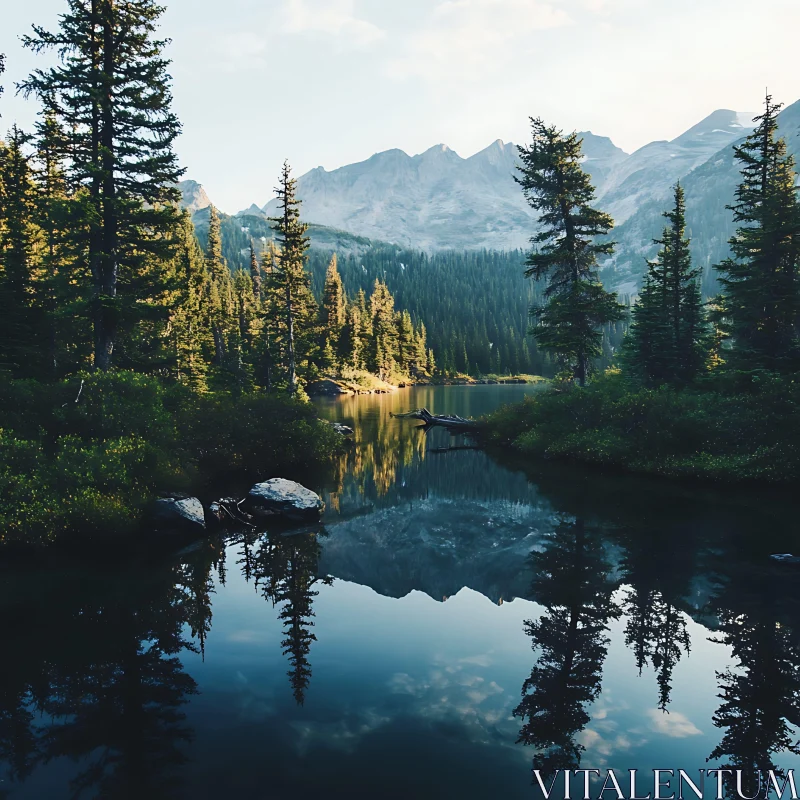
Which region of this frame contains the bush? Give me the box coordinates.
[484,370,800,484]
[0,372,343,546]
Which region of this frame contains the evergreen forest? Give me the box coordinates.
[1,0,799,550]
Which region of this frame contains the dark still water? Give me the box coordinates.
[3,385,800,799]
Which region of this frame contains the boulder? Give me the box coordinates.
[325,420,354,437]
[153,496,206,532]
[247,478,324,521]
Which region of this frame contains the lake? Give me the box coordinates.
[2,385,800,799]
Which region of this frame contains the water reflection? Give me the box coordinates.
[0,555,207,798]
[619,528,694,712]
[1,387,800,798]
[318,386,548,518]
[249,530,332,705]
[515,518,621,774]
[708,565,800,797]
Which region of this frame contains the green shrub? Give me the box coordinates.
[0,372,343,546]
[484,370,800,483]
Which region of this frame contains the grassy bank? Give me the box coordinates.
[0,372,343,547]
[483,370,800,484]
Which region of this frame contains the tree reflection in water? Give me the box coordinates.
[0,542,219,799]
[707,564,800,798]
[515,518,620,774]
[248,529,332,706]
[619,528,694,712]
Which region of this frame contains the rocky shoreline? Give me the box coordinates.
[306,376,543,396]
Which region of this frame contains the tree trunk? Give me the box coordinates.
[95,1,118,372]
[286,284,297,395]
[212,323,226,364]
[577,353,587,387]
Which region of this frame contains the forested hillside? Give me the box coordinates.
[194,207,544,375]
[192,207,623,376]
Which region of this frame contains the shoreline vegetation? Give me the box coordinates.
[483,370,799,485]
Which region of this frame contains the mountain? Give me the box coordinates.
[603,101,800,297]
[247,112,753,255]
[256,136,629,251]
[260,140,533,251]
[180,105,768,294]
[177,179,212,215]
[596,109,755,224]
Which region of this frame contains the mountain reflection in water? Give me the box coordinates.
[2,385,800,800]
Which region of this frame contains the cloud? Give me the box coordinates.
[290,709,392,756]
[214,32,269,72]
[386,0,572,81]
[282,0,385,49]
[647,709,702,738]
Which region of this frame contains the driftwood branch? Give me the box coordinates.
[391,407,480,431]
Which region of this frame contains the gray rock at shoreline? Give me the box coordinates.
[326,421,354,437]
[153,496,206,532]
[247,478,325,521]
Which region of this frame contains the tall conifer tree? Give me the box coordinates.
[516,119,624,385]
[714,94,800,372]
[268,162,315,395]
[31,111,82,376]
[625,184,708,384]
[320,253,346,364]
[368,279,399,380]
[0,126,43,377]
[22,0,184,371]
[170,210,210,390]
[204,204,234,370]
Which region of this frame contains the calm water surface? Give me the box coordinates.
[2,385,800,799]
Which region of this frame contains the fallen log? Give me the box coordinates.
[390,407,480,431]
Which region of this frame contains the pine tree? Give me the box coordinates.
[268,162,316,395]
[625,184,708,384]
[396,309,415,374]
[427,347,436,376]
[0,126,43,378]
[30,111,84,377]
[368,279,398,380]
[713,94,800,372]
[516,118,624,385]
[259,240,280,391]
[339,301,363,370]
[205,205,232,367]
[249,239,262,301]
[22,0,184,371]
[171,210,210,391]
[320,253,346,366]
[356,288,372,363]
[414,321,428,372]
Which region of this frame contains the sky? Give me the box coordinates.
[1,0,798,212]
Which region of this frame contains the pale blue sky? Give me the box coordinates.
[1,0,797,212]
